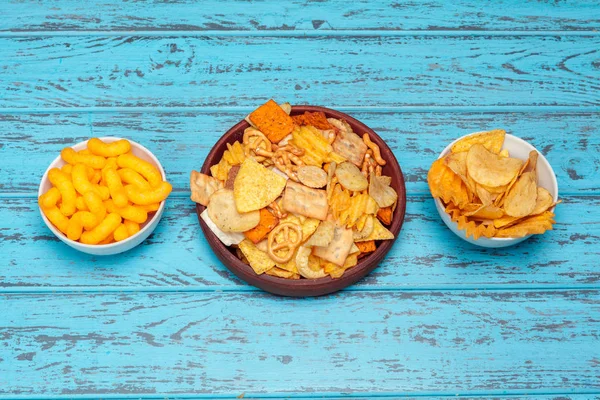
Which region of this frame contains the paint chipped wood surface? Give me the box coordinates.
[1,291,599,396]
[1,1,599,398]
[2,0,600,32]
[1,35,599,109]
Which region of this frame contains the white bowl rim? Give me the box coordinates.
[37,137,167,249]
[435,132,559,242]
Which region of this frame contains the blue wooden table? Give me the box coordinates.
[1,1,599,398]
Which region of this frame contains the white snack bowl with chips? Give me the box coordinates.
[38,137,167,256]
[434,133,558,248]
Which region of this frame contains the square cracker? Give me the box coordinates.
[249,99,295,143]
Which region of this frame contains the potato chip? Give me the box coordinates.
[464,204,504,220]
[337,193,379,228]
[238,239,275,274]
[234,158,287,212]
[474,183,493,205]
[445,204,497,240]
[466,144,523,187]
[336,162,369,192]
[353,214,375,240]
[444,151,471,189]
[297,165,327,188]
[208,189,261,232]
[451,129,506,154]
[331,129,368,167]
[190,171,224,206]
[313,224,354,266]
[304,220,336,247]
[354,218,394,242]
[291,126,340,167]
[369,172,397,208]
[427,158,471,209]
[495,212,555,238]
[248,99,295,143]
[504,171,537,217]
[200,209,244,246]
[531,187,554,215]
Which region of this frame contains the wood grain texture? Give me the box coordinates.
[0,35,599,109]
[1,195,597,290]
[0,290,598,396]
[1,111,598,196]
[2,0,600,32]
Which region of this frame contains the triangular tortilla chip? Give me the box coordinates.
[233,158,287,212]
[238,239,275,274]
[354,218,394,242]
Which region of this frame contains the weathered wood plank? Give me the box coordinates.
[2,0,599,32]
[1,195,597,290]
[0,290,597,396]
[1,111,598,196]
[0,36,599,109]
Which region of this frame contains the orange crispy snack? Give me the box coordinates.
[292,111,335,131]
[249,99,294,143]
[356,240,376,254]
[244,208,280,244]
[377,207,393,225]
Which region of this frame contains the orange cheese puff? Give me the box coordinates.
[80,213,121,245]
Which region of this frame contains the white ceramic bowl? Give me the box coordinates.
[434,133,558,248]
[38,137,167,255]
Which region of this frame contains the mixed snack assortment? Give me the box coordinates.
[427,130,559,239]
[191,100,397,280]
[39,138,172,245]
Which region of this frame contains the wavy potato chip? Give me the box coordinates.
[337,193,378,228]
[467,144,523,187]
[292,125,334,167]
[503,171,537,217]
[495,212,555,238]
[427,158,471,209]
[444,151,470,188]
[451,129,506,154]
[234,158,287,213]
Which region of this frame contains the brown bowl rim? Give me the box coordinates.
[196,105,406,297]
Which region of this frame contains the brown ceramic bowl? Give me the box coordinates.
[196,105,406,297]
